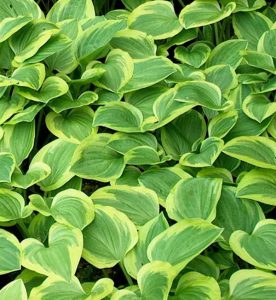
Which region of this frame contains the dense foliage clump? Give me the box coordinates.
[0,0,276,299]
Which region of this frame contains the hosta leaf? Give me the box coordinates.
[147,219,223,273]
[242,94,276,123]
[93,102,143,132]
[161,110,206,160]
[0,16,31,43]
[228,269,276,300]
[17,76,69,103]
[0,121,35,166]
[242,50,276,74]
[71,134,125,182]
[137,261,175,300]
[214,186,264,246]
[175,81,223,110]
[10,20,59,64]
[48,91,98,113]
[205,65,238,95]
[22,223,83,281]
[180,137,224,167]
[6,103,44,125]
[0,94,25,125]
[82,205,138,268]
[31,139,78,191]
[76,20,126,62]
[110,29,156,59]
[174,43,211,68]
[0,229,21,275]
[46,107,95,144]
[138,166,191,206]
[124,213,169,279]
[221,0,266,12]
[11,162,51,189]
[208,110,238,138]
[91,185,159,226]
[0,280,27,300]
[230,219,276,270]
[128,1,182,40]
[0,63,45,90]
[0,0,43,20]
[179,1,236,29]
[233,11,272,50]
[47,0,95,22]
[236,169,276,206]
[28,214,55,243]
[223,136,276,170]
[258,29,276,58]
[94,49,133,92]
[173,271,221,300]
[197,166,233,183]
[113,166,141,186]
[50,189,94,230]
[166,177,223,222]
[206,39,248,69]
[121,56,176,93]
[124,146,164,165]
[0,152,15,183]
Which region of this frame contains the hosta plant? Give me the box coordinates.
[0,0,276,299]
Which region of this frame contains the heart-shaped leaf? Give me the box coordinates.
[82,205,138,268]
[21,223,83,281]
[230,219,276,270]
[0,152,15,183]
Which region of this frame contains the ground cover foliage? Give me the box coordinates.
[0,0,276,298]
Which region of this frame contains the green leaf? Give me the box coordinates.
[91,185,159,226]
[46,107,95,144]
[121,56,176,93]
[10,20,59,64]
[93,102,143,132]
[206,39,248,69]
[0,0,43,20]
[71,134,125,182]
[0,121,35,166]
[166,177,223,222]
[0,229,21,275]
[223,136,276,170]
[17,76,69,103]
[138,166,191,206]
[47,0,95,22]
[242,94,276,123]
[82,205,138,268]
[0,280,27,300]
[31,139,78,191]
[128,1,182,40]
[0,16,31,43]
[94,49,133,92]
[258,29,276,58]
[137,261,175,300]
[180,137,224,167]
[0,152,15,183]
[208,110,238,138]
[236,169,276,206]
[173,271,221,300]
[76,20,126,62]
[22,223,83,281]
[161,110,206,160]
[214,186,264,246]
[242,50,276,74]
[124,213,169,279]
[179,1,236,29]
[175,42,211,68]
[228,269,276,300]
[233,11,272,50]
[11,162,51,189]
[110,29,156,58]
[50,189,94,230]
[230,219,276,270]
[0,94,26,125]
[147,219,223,273]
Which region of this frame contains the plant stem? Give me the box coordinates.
[17,220,30,238]
[214,23,220,45]
[119,261,133,286]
